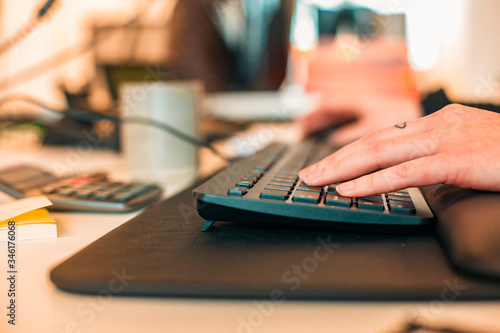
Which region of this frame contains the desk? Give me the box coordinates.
[1,144,500,333]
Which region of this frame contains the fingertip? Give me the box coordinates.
[299,164,317,176]
[302,169,323,185]
[336,181,354,196]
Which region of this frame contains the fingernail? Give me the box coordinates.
[337,182,354,195]
[303,170,322,184]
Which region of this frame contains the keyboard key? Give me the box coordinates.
[241,176,258,183]
[296,185,322,192]
[387,191,410,197]
[236,180,254,188]
[327,185,339,193]
[260,190,288,201]
[360,194,384,201]
[268,182,291,188]
[265,186,291,192]
[274,173,297,178]
[357,199,384,211]
[228,187,248,196]
[277,169,299,176]
[389,201,416,215]
[386,195,412,202]
[269,180,294,186]
[247,170,264,177]
[293,191,320,204]
[272,176,297,182]
[324,193,352,208]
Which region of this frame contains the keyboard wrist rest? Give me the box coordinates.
[422,184,500,280]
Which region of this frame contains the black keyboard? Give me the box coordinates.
[193,140,434,233]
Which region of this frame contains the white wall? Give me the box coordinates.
[407,0,500,103]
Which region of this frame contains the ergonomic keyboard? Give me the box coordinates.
[193,140,435,233]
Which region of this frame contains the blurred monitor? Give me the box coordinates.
[167,0,295,93]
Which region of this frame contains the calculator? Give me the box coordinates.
[0,165,163,212]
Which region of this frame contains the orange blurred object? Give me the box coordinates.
[291,34,420,100]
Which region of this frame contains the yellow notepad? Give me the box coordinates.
[0,196,56,241]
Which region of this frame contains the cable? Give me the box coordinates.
[0,0,61,56]
[0,93,234,163]
[0,0,171,90]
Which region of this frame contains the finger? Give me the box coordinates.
[336,155,448,197]
[317,113,434,168]
[300,130,439,186]
[327,120,374,146]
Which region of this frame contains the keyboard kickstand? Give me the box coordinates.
[201,220,215,232]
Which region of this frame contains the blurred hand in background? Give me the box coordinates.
[298,35,423,146]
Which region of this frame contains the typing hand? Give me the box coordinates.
[299,104,500,197]
[298,90,423,146]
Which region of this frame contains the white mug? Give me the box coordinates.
[120,81,204,186]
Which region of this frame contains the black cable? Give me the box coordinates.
[0,0,170,90]
[0,93,233,163]
[0,0,60,56]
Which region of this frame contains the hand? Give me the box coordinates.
[298,104,500,197]
[299,36,422,145]
[299,90,424,146]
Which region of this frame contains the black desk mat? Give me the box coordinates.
[50,183,500,300]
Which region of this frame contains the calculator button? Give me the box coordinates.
[113,193,135,202]
[56,188,76,196]
[94,189,118,200]
[76,190,95,198]
[41,186,58,194]
[128,185,150,195]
